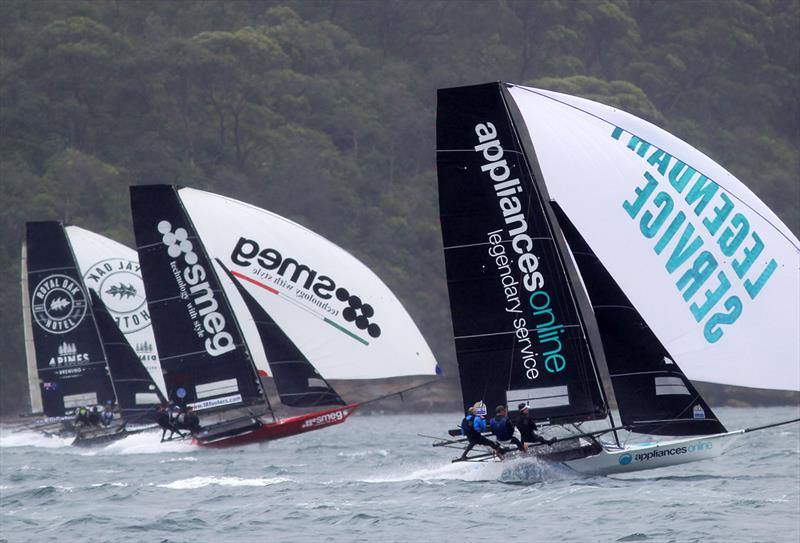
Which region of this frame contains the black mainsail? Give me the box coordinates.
[89,290,167,414]
[437,83,608,423]
[25,222,116,417]
[129,185,268,415]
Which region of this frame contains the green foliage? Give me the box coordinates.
[0,1,797,413]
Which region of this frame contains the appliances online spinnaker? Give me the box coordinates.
[130,185,439,448]
[433,82,799,474]
[22,222,166,445]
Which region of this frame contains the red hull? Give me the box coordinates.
[193,403,359,448]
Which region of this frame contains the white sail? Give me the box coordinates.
[20,242,43,414]
[64,226,167,396]
[178,187,440,380]
[507,84,800,391]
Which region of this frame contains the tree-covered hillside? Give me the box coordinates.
[1,0,797,413]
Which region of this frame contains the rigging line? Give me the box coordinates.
[509,84,800,252]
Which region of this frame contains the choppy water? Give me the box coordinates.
[1,407,798,543]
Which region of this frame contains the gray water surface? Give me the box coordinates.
[1,407,798,543]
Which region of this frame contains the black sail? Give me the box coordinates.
[437,83,607,423]
[25,222,116,416]
[552,204,726,436]
[89,290,166,413]
[130,185,264,412]
[218,260,345,408]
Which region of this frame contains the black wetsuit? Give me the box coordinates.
[157,409,184,441]
[514,412,552,446]
[459,414,504,460]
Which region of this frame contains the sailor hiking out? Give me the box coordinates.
[458,404,504,460]
[490,405,525,451]
[514,403,555,446]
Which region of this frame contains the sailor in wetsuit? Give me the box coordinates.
[514,403,556,446]
[490,405,525,452]
[458,406,504,461]
[156,404,184,442]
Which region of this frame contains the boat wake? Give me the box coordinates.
[0,428,71,449]
[88,430,194,455]
[157,476,291,489]
[363,456,576,484]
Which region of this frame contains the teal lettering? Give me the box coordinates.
[703,296,742,343]
[654,211,686,255]
[702,192,734,236]
[744,258,777,299]
[611,127,623,140]
[545,354,566,373]
[668,160,697,193]
[624,172,659,219]
[626,135,651,157]
[732,232,764,279]
[665,223,703,273]
[719,213,749,257]
[685,175,719,215]
[647,149,672,175]
[640,191,674,238]
[676,251,718,301]
[690,272,731,322]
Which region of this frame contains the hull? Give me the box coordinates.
[193,404,358,448]
[563,430,744,475]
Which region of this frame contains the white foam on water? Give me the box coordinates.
[159,456,198,463]
[0,429,71,449]
[337,449,389,458]
[362,458,509,483]
[157,476,291,489]
[93,430,195,455]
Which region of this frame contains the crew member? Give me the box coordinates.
[156,404,184,442]
[514,403,556,446]
[457,405,504,461]
[490,405,525,451]
[74,406,90,427]
[100,402,114,426]
[89,405,102,426]
[178,405,201,434]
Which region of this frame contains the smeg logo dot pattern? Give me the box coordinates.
[158,220,198,265]
[336,288,381,338]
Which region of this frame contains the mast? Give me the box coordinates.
[21,242,43,414]
[499,83,620,437]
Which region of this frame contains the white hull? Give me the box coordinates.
[563,430,744,475]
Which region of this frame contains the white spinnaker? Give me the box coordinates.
[179,187,439,380]
[507,84,800,391]
[64,226,167,395]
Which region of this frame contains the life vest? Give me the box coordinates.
[461,415,480,439]
[490,416,513,441]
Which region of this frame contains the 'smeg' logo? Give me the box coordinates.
[159,221,198,264]
[157,220,235,358]
[32,274,87,334]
